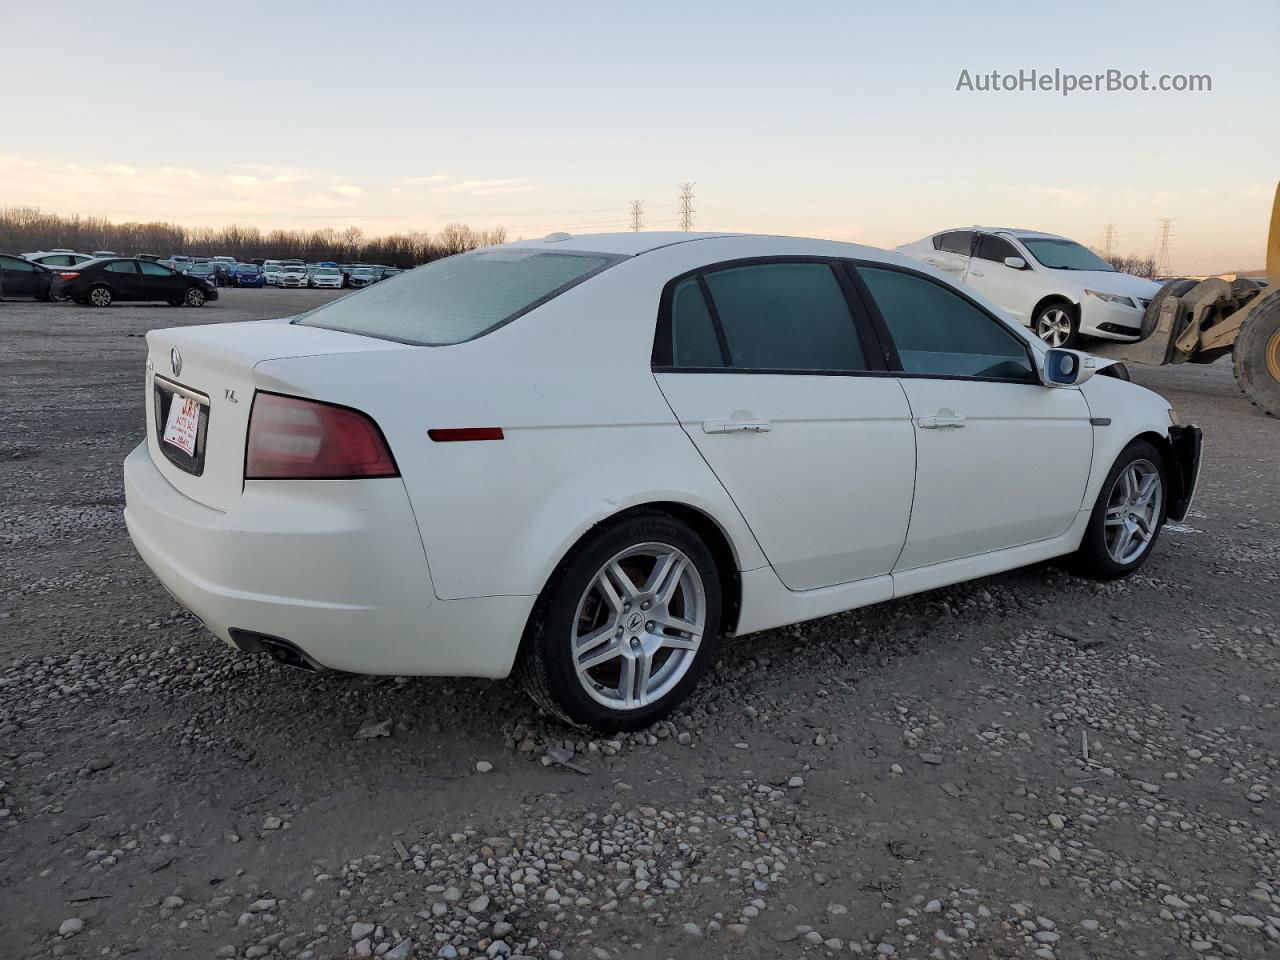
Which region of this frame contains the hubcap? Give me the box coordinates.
[1103,459,1162,565]
[1266,328,1280,383]
[1036,308,1072,347]
[571,543,705,711]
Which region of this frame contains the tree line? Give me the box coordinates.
[0,207,508,267]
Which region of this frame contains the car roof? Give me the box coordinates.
[505,231,743,256]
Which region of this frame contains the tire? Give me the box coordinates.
[1073,439,1168,579]
[1032,301,1079,348]
[184,286,207,307]
[1232,290,1280,418]
[1140,278,1196,340]
[87,285,112,308]
[516,511,722,731]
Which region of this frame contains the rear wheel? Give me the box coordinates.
[184,287,207,307]
[87,285,112,308]
[1073,439,1167,579]
[516,511,721,731]
[1033,302,1078,348]
[1232,290,1280,418]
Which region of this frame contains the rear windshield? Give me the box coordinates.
[296,248,622,346]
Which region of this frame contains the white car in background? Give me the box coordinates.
[262,264,287,287]
[123,232,1201,730]
[897,228,1162,348]
[310,266,343,289]
[278,265,309,288]
[24,250,94,268]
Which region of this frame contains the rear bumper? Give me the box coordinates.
[122,443,532,677]
[1166,425,1203,522]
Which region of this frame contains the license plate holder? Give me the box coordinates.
[153,376,211,476]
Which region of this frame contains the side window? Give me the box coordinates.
[1,256,36,272]
[858,267,1037,382]
[700,262,867,372]
[937,231,975,256]
[670,277,724,367]
[974,234,1020,263]
[139,261,173,276]
[931,235,944,250]
[106,260,138,274]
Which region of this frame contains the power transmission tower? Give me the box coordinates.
[629,200,644,232]
[677,182,695,232]
[1101,223,1117,260]
[1154,218,1175,277]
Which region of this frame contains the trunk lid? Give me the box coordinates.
[144,319,411,511]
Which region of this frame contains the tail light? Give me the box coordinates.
[245,393,398,479]
[58,271,80,279]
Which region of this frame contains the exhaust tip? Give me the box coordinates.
[228,629,322,672]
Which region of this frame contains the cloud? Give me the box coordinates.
[398,174,450,186]
[431,178,537,196]
[333,184,364,198]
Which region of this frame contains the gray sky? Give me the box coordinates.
[2,0,1276,272]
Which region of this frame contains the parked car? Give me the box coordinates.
[262,264,287,287]
[137,254,163,262]
[0,253,54,300]
[91,250,117,259]
[184,262,222,287]
[24,250,94,268]
[278,265,309,288]
[232,263,265,288]
[896,228,1161,348]
[309,266,343,289]
[52,257,218,307]
[346,266,377,288]
[121,232,1201,730]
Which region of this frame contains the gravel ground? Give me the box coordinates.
[1,289,1277,960]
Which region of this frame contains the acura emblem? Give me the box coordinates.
[170,347,182,377]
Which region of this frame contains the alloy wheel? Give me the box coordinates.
[1036,308,1073,347]
[571,543,706,711]
[1103,459,1162,564]
[89,287,112,307]
[186,288,206,306]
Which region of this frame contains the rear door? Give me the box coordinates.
[964,233,1037,324]
[852,263,1093,571]
[921,230,974,281]
[104,259,142,299]
[653,258,916,591]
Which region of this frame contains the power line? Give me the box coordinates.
[1155,217,1175,276]
[677,182,695,232]
[629,200,644,232]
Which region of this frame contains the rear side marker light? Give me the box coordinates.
[428,427,504,442]
[246,392,399,479]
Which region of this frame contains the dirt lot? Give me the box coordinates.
[1,288,1277,960]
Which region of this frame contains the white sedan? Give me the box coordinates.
[896,228,1162,347]
[123,232,1202,730]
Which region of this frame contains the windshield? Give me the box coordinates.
[317,268,339,275]
[1020,238,1114,271]
[237,264,258,272]
[297,249,622,345]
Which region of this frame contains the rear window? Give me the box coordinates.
[296,249,622,346]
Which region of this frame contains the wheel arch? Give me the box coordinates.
[1133,429,1185,522]
[1031,293,1079,324]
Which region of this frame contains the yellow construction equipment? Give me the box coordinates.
[1094,182,1280,417]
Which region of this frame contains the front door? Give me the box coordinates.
[963,233,1037,324]
[0,255,44,298]
[139,259,184,300]
[854,263,1093,570]
[653,260,917,591]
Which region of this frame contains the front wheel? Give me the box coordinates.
[1232,290,1280,418]
[1073,439,1167,579]
[1033,302,1078,348]
[516,512,721,731]
[184,287,207,307]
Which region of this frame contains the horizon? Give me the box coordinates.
[1,0,1276,275]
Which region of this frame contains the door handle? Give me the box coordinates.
[703,418,772,434]
[925,258,942,266]
[969,270,984,278]
[917,415,966,429]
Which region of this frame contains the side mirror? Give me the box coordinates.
[1043,348,1098,387]
[1003,256,1027,270]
